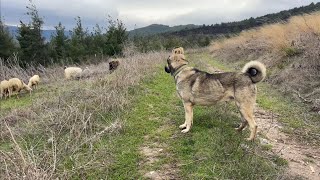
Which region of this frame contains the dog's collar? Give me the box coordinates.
[172,64,188,77]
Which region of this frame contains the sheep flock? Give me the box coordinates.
[0,76,35,99]
[1,60,120,100]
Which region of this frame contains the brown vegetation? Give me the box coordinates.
[0,47,167,179]
[210,12,320,111]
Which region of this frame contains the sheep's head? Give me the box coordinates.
[109,61,120,71]
[23,83,32,92]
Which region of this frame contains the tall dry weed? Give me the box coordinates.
[0,47,167,178]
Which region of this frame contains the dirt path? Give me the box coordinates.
[255,107,320,179]
[139,123,178,180]
[208,62,320,179]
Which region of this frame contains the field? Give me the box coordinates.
[2,47,319,179]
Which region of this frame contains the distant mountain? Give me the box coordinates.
[6,25,70,41]
[128,24,198,37]
[169,2,320,37]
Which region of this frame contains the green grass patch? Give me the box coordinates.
[101,68,178,178]
[0,83,61,114]
[0,93,33,113]
[169,103,283,179]
[188,53,230,71]
[282,47,301,57]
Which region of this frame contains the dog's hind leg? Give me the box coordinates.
[236,102,257,141]
[235,101,248,132]
[181,102,193,133]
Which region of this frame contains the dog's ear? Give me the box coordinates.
[180,47,184,54]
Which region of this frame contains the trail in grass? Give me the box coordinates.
[106,69,180,179]
[136,71,179,179]
[117,54,284,179]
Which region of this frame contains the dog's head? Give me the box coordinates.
[172,47,184,55]
[164,53,188,74]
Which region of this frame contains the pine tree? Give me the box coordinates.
[17,2,48,66]
[0,20,16,60]
[91,24,105,56]
[104,17,128,56]
[50,22,68,59]
[69,16,87,62]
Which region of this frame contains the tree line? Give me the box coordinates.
[0,3,127,67]
[0,2,216,66]
[128,2,320,52]
[170,2,320,36]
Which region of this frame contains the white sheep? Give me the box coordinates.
[8,78,32,98]
[0,80,10,99]
[64,66,83,80]
[80,67,91,78]
[28,75,40,89]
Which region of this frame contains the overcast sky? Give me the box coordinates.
[1,0,319,30]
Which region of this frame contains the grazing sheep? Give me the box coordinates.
[8,78,32,98]
[0,80,10,99]
[28,75,40,89]
[172,47,184,54]
[109,61,120,72]
[64,66,83,80]
[80,67,91,78]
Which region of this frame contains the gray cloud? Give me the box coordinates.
[1,0,319,30]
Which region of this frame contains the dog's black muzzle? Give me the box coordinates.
[165,65,171,73]
[165,56,171,73]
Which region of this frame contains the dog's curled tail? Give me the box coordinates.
[242,61,266,83]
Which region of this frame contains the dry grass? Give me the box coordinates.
[0,46,167,179]
[210,12,320,111]
[211,12,320,57]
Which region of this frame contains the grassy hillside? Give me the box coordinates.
[0,48,290,179]
[210,12,320,144]
[128,24,198,37]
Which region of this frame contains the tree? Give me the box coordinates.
[0,20,16,60]
[17,2,48,66]
[69,16,88,62]
[104,17,128,56]
[50,22,69,60]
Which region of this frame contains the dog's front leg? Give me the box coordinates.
[181,102,193,133]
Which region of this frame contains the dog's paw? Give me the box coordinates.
[235,127,243,132]
[181,128,190,133]
[179,124,187,129]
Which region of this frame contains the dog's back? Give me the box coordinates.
[177,68,253,105]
